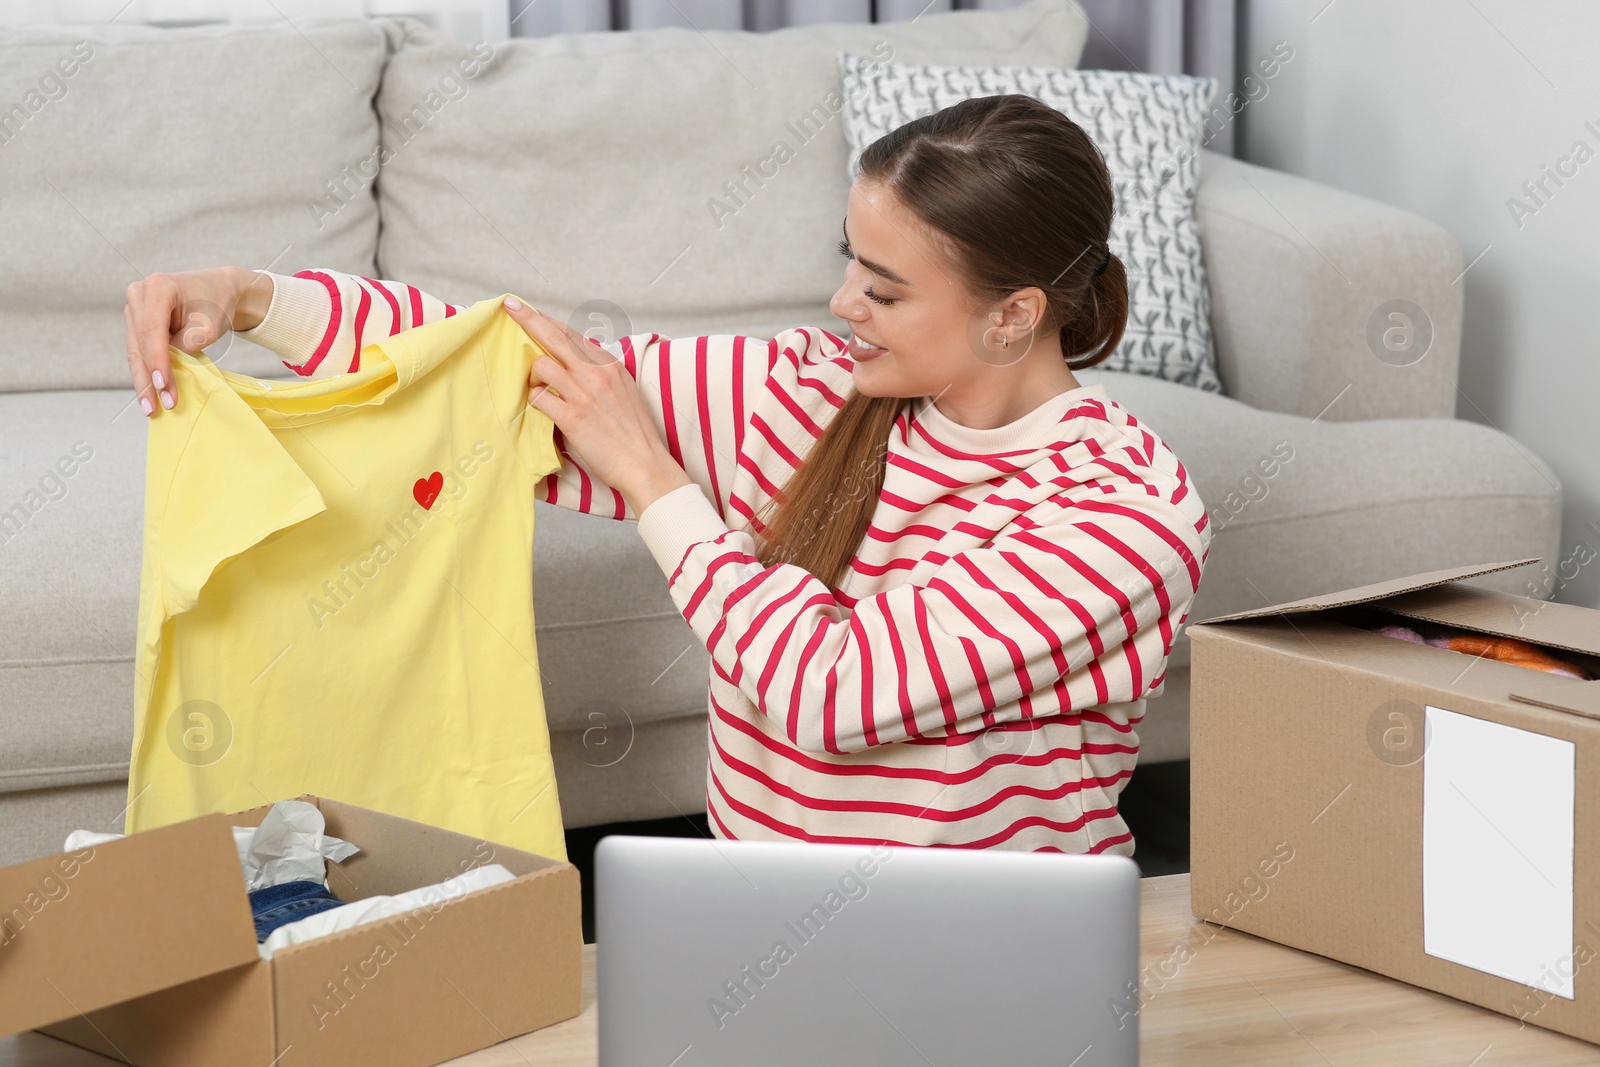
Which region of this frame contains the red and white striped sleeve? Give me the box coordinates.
[533,331,762,522]
[232,269,763,524]
[635,480,1207,756]
[232,269,467,377]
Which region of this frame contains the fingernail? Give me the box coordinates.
[160,390,174,410]
[503,296,522,310]
[140,396,154,416]
[152,369,165,390]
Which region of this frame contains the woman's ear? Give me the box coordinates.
[1000,288,1048,333]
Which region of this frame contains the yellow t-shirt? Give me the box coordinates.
[127,295,568,860]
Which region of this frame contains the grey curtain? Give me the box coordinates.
[508,0,1237,152]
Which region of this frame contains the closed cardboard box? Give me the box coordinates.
[1189,558,1600,1043]
[0,794,581,1067]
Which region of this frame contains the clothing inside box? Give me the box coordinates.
[66,800,519,959]
[1330,605,1600,680]
[232,802,520,957]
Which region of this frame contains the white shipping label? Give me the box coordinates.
[1423,706,1576,998]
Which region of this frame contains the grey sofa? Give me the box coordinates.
[0,0,1562,866]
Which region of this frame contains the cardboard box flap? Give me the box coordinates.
[1509,676,1600,721]
[0,813,262,1039]
[1380,583,1600,658]
[1194,558,1540,626]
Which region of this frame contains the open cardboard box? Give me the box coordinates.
[0,794,581,1067]
[1189,557,1600,1043]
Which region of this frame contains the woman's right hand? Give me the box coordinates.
[124,267,274,416]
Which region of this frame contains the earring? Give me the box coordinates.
[1000,333,1009,350]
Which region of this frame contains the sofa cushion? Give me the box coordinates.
[0,389,143,793]
[0,18,392,392]
[0,389,708,796]
[372,0,1089,340]
[1073,368,1565,635]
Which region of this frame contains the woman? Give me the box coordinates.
[125,95,1210,855]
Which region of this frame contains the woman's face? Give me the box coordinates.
[828,178,1028,405]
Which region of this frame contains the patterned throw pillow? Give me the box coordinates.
[837,53,1222,393]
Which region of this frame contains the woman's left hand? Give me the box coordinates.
[504,296,691,515]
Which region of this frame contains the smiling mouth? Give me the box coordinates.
[850,335,888,359]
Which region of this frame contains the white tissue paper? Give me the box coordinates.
[236,799,360,890]
[256,862,517,958]
[63,799,360,891]
[62,829,124,851]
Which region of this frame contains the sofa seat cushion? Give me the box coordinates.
[1,390,142,793]
[1074,368,1564,651]
[0,389,708,795]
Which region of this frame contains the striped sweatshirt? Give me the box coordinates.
[235,270,1212,855]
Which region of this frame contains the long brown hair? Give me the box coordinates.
[756,94,1129,590]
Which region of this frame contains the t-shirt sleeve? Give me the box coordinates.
[233,269,468,377]
[634,477,1210,756]
[153,354,327,616]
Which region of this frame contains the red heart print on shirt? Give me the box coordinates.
[414,471,443,510]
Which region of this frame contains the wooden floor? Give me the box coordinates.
[6,875,1599,1066]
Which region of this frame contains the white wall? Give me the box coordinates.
[1240,0,1600,608]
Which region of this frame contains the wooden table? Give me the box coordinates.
[6,875,1599,1066]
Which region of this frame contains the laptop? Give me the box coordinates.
[596,835,1140,1066]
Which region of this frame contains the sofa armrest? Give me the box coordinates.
[1196,150,1463,421]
